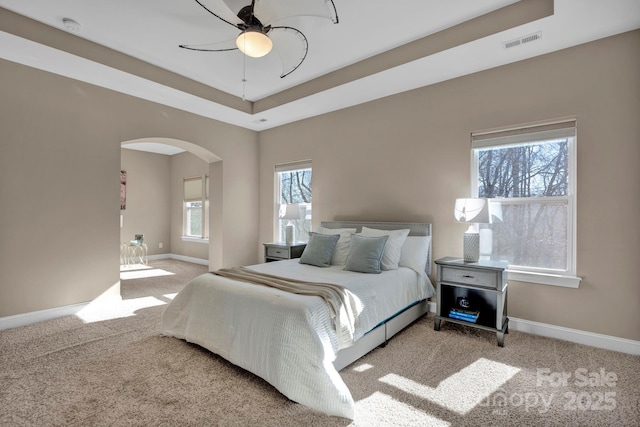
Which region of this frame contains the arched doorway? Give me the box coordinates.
[121,137,223,269]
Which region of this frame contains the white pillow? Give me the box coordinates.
[399,236,431,273]
[315,226,357,265]
[360,227,410,270]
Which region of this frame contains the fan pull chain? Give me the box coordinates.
[241,38,247,101]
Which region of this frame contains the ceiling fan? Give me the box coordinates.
[180,0,339,78]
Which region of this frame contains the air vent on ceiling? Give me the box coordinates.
[62,17,81,32]
[503,31,542,49]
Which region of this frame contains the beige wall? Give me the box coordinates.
[0,59,259,318]
[259,30,640,341]
[1,24,637,342]
[120,148,171,256]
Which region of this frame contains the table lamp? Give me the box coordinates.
[454,198,491,262]
[279,204,300,244]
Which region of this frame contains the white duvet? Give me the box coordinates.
[161,260,434,419]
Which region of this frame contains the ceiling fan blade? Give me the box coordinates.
[256,0,338,26]
[193,0,244,28]
[179,38,238,52]
[269,26,308,78]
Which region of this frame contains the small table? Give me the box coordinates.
[120,242,148,266]
[434,257,509,346]
[263,242,306,262]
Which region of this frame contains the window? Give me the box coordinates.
[471,119,580,287]
[275,161,312,242]
[183,175,208,241]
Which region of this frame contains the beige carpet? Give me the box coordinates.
[1,259,638,426]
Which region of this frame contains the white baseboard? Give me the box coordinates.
[147,253,209,266]
[0,302,90,331]
[426,303,639,355]
[428,300,437,313]
[508,317,640,355]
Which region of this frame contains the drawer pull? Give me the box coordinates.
[463,275,474,279]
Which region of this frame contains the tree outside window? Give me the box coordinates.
[472,121,576,277]
[276,163,312,242]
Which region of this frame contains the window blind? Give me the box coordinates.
[275,160,312,173]
[184,177,203,202]
[472,119,576,149]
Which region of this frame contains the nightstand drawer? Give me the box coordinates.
[441,266,499,289]
[266,247,289,258]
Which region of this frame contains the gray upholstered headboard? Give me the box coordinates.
[319,221,432,275]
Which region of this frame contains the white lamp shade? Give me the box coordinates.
[454,198,491,224]
[236,30,273,58]
[489,200,503,223]
[279,204,301,220]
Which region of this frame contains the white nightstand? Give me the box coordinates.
[434,257,509,347]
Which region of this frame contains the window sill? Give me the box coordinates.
[507,269,581,288]
[181,236,209,244]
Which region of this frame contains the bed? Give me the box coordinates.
[161,221,433,419]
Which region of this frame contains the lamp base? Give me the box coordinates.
[463,233,480,263]
[285,223,295,244]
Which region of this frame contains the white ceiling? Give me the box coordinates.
[122,142,186,156]
[1,0,639,149]
[1,0,522,100]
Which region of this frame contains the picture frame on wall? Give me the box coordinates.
[120,170,127,210]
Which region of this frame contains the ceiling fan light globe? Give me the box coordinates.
[236,30,272,58]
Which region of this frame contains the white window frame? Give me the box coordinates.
[182,175,209,243]
[471,119,581,288]
[275,161,312,242]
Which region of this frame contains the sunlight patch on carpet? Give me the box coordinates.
[379,358,520,415]
[120,268,175,280]
[120,263,152,271]
[75,296,167,323]
[352,363,374,372]
[352,392,450,426]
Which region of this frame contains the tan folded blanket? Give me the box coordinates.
[212,266,361,340]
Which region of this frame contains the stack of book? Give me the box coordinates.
[449,308,479,323]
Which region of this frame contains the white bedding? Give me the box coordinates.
[161,259,434,419]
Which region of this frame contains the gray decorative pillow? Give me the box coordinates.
[344,234,389,274]
[299,232,340,267]
[315,226,357,265]
[360,227,410,270]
